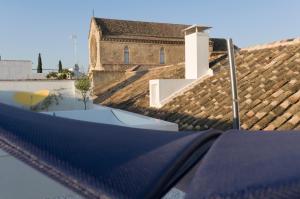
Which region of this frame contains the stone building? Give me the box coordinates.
[88,17,225,72]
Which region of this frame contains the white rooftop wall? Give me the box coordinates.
[149,79,194,108]
[0,60,32,80]
[0,80,92,111]
[0,60,46,80]
[43,105,178,131]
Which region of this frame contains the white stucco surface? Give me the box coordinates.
[0,80,92,111]
[149,79,195,108]
[185,32,210,79]
[42,105,178,131]
[0,60,33,80]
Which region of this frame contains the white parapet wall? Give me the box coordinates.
[0,80,92,111]
[0,60,46,80]
[0,60,32,80]
[149,79,194,108]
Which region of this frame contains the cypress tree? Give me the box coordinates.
[37,53,43,73]
[58,60,63,73]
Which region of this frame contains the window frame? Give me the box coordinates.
[124,46,129,64]
[160,47,165,64]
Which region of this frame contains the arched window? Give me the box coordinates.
[160,47,165,64]
[124,47,129,64]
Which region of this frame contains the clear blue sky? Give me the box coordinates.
[0,0,299,71]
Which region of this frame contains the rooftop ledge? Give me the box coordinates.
[182,24,211,32]
[149,69,213,108]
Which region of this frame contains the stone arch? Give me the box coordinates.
[90,35,97,68]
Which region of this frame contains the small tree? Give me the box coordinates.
[75,76,91,110]
[37,53,43,73]
[58,60,63,73]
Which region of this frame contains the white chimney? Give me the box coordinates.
[184,25,212,79]
[149,25,213,108]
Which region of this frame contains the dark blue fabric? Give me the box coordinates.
[0,103,220,199]
[186,130,300,199]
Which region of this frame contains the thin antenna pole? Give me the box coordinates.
[74,36,77,65]
[227,38,240,130]
[70,34,78,65]
[92,9,95,17]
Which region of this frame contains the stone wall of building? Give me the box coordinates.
[88,18,224,73]
[98,40,185,71]
[88,20,102,71]
[91,70,127,94]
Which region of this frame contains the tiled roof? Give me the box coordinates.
[94,63,185,106]
[96,39,300,131]
[95,18,189,39]
[94,18,228,52]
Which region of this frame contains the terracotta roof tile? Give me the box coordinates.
[96,39,300,131]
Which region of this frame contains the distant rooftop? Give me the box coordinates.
[95,17,192,39]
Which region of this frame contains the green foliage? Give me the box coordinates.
[46,72,58,79]
[46,69,74,80]
[75,76,91,92]
[37,53,43,73]
[75,76,91,110]
[58,60,63,73]
[31,91,63,111]
[57,73,67,80]
[61,68,74,76]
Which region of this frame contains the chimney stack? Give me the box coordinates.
[183,25,212,79]
[149,25,214,108]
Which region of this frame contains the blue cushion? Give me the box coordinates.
[186,130,300,199]
[0,103,220,199]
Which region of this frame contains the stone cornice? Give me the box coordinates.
[101,36,185,45]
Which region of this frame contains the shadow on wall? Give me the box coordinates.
[94,70,148,104]
[0,90,92,112]
[209,54,228,72]
[105,98,233,132]
[92,70,127,93]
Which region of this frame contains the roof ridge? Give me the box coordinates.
[94,17,190,39]
[94,17,190,27]
[242,37,300,52]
